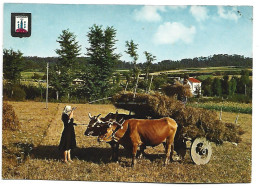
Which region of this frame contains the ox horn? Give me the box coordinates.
[88,112,93,119]
[97,114,101,118]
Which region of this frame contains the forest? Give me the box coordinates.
[22,54,252,72]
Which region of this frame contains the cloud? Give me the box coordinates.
[217,6,240,21]
[153,22,196,45]
[168,5,187,10]
[190,6,209,22]
[134,5,166,22]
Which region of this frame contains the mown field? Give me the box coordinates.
[2,101,252,183]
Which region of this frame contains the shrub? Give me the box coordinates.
[22,85,44,100]
[11,85,26,101]
[2,102,20,130]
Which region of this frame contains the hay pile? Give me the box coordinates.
[112,92,244,144]
[113,92,184,118]
[3,102,20,130]
[162,82,193,100]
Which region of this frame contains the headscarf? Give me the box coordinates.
[63,105,72,115]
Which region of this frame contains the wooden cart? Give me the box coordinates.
[114,101,213,165]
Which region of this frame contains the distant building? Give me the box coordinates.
[187,77,201,95]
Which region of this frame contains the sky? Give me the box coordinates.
[3,3,253,63]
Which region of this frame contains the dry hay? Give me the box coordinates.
[113,92,184,118]
[3,102,21,130]
[162,82,193,100]
[112,92,244,144]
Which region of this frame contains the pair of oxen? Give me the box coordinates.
[84,112,178,167]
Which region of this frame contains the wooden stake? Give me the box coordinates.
[235,114,239,124]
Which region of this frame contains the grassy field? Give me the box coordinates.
[21,72,45,79]
[188,101,252,114]
[149,66,252,76]
[2,101,252,183]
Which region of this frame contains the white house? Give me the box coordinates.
[187,77,201,95]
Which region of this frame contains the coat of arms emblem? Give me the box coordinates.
[11,13,31,37]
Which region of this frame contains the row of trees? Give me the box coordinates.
[201,70,252,98]
[49,25,156,101]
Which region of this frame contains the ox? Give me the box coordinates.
[98,118,178,167]
[84,112,135,161]
[84,112,136,136]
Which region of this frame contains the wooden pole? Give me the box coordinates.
[133,75,139,99]
[46,62,49,109]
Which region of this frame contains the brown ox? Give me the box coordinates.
[98,118,178,167]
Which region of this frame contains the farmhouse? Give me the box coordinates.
[187,77,201,95]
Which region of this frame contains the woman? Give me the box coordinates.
[59,105,77,163]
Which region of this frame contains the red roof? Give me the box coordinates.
[188,77,201,83]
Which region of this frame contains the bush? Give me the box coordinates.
[10,85,26,101]
[22,85,45,100]
[2,102,20,130]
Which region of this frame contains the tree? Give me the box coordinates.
[125,40,139,80]
[202,77,213,96]
[229,77,237,95]
[84,24,120,100]
[3,49,24,84]
[239,70,250,95]
[212,78,222,96]
[52,29,81,100]
[222,75,229,95]
[55,29,81,69]
[144,51,156,79]
[194,85,201,98]
[152,74,168,90]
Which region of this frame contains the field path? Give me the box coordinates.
[38,103,63,147]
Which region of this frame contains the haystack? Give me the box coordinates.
[3,102,20,130]
[112,92,244,144]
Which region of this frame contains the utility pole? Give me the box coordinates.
[46,62,49,109]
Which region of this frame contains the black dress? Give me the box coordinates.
[58,113,77,151]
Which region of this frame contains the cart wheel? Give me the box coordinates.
[190,137,212,165]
